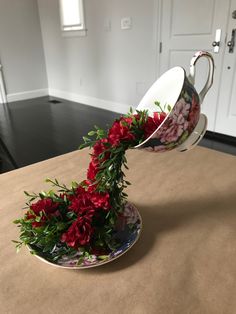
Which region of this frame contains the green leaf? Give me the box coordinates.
[39,192,46,199]
[88,131,95,136]
[98,255,109,260]
[83,136,90,142]
[71,181,78,189]
[12,240,22,244]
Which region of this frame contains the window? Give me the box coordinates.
[59,0,86,34]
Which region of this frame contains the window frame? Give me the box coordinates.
[59,0,86,36]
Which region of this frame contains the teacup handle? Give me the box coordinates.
[188,51,214,104]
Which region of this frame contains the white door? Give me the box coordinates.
[0,63,7,104]
[158,0,230,132]
[215,0,236,136]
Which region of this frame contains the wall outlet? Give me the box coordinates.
[121,17,132,30]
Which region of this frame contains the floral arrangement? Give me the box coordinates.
[13,104,167,265]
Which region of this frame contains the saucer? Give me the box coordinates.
[27,202,142,269]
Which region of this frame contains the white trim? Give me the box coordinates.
[62,29,87,37]
[155,0,162,78]
[7,88,48,102]
[48,88,131,114]
[0,63,7,104]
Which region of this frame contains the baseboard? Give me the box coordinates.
[48,88,131,114]
[205,131,236,145]
[7,88,48,102]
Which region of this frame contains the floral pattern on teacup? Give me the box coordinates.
[142,77,200,152]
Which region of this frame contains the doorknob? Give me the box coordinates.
[212,41,220,47]
[212,29,221,53]
[227,29,236,53]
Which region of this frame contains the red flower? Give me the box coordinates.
[144,116,157,138]
[93,138,110,159]
[133,113,141,120]
[121,116,133,125]
[31,222,44,228]
[26,212,47,228]
[69,195,95,217]
[108,119,135,147]
[71,185,111,212]
[59,192,74,202]
[31,198,59,216]
[79,180,98,193]
[27,198,60,228]
[144,112,167,138]
[154,112,166,125]
[87,160,99,181]
[90,191,110,210]
[61,216,94,248]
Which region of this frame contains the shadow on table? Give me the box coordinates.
[79,191,236,274]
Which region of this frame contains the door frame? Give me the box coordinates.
[155,0,162,78]
[154,0,235,135]
[0,62,7,104]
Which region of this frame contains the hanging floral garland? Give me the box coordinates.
[13,107,167,263]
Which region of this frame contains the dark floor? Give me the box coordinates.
[0,96,236,174]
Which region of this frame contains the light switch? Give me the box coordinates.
[121,17,132,30]
[104,19,111,32]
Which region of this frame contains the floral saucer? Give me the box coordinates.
[28,202,142,269]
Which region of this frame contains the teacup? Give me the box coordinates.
[135,51,214,152]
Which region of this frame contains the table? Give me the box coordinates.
[1,146,236,314]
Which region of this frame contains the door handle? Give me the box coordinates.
[227,29,236,53]
[212,29,221,53]
[212,41,220,47]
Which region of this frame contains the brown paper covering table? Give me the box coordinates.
[1,146,236,314]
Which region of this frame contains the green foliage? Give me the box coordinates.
[13,180,79,261]
[81,109,150,215]
[79,125,108,150]
[13,106,166,262]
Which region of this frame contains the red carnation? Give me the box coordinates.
[121,116,133,125]
[108,120,135,147]
[93,138,110,159]
[27,198,60,228]
[31,198,59,216]
[90,191,110,210]
[144,112,167,138]
[72,185,110,212]
[144,116,157,138]
[61,216,94,248]
[69,195,95,217]
[154,112,166,125]
[87,160,99,181]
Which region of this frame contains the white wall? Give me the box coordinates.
[0,0,48,100]
[37,0,158,112]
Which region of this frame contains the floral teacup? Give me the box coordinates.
[135,51,214,152]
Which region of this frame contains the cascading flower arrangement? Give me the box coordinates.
[13,104,167,266]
